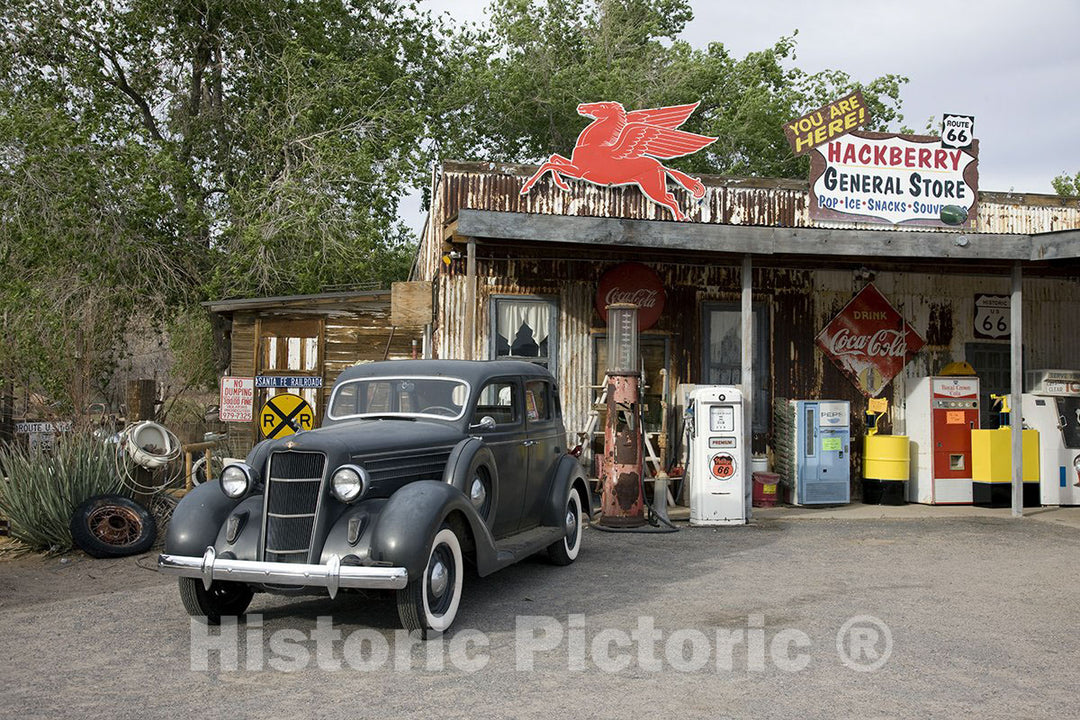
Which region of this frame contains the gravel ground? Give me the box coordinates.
[1,515,1078,719]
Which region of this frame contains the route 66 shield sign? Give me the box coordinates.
[974,294,1010,339]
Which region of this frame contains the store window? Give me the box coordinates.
[592,334,670,434]
[702,303,769,433]
[258,319,322,418]
[491,296,557,368]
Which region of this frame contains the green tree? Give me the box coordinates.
[452,0,907,179]
[0,0,459,409]
[1052,171,1080,196]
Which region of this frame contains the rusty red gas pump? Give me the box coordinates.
[598,303,646,528]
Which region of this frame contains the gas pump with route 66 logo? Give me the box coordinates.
[688,386,747,525]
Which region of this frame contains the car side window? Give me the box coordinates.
[474,380,520,426]
[525,380,552,423]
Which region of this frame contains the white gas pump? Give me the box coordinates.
[688,386,747,526]
[1022,369,1080,505]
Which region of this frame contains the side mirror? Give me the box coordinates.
[470,416,496,431]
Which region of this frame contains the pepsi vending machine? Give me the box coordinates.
[774,400,852,505]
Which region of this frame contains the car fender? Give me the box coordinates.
[442,438,499,530]
[164,481,244,556]
[542,455,592,528]
[368,480,498,577]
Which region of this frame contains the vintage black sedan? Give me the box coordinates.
[159,360,589,637]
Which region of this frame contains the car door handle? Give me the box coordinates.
[522,440,537,447]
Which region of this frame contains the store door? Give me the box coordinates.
[702,303,768,433]
[966,342,1011,428]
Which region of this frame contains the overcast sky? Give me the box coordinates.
[404,0,1079,230]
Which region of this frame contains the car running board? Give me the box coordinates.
[488,525,565,573]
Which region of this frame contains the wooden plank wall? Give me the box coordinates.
[224,309,423,456]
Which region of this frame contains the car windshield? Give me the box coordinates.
[328,377,470,421]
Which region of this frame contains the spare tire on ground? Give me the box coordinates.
[70,494,157,558]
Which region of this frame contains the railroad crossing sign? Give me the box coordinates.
[260,393,314,439]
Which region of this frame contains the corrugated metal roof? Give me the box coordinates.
[434,160,1080,235]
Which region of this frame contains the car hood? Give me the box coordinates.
[255,418,465,463]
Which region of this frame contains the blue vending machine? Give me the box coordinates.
[787,400,851,505]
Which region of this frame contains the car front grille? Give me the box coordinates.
[263,451,325,564]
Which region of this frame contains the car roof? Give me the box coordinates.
[334,359,555,387]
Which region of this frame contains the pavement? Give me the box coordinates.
[755,502,1080,529]
[2,510,1079,719]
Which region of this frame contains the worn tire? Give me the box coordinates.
[178,577,254,625]
[70,494,156,558]
[397,525,464,639]
[547,487,583,566]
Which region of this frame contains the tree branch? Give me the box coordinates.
[64,22,165,143]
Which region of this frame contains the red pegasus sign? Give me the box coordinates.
[520,101,717,221]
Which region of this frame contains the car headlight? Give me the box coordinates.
[1073,454,1080,475]
[221,463,253,499]
[331,464,368,503]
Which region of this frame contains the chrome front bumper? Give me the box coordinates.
[157,547,408,598]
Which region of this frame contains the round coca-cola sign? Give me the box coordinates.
[596,262,666,330]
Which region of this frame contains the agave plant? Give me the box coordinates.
[0,432,124,552]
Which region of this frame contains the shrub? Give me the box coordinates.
[0,432,123,552]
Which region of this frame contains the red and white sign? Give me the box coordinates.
[815,284,925,397]
[809,131,978,227]
[596,262,666,330]
[520,101,717,221]
[219,376,255,423]
[933,377,978,399]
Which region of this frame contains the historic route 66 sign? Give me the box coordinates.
[974,293,1010,339]
[941,113,975,150]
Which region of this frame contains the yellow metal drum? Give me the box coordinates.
[863,435,911,481]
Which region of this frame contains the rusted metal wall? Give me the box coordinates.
[417,161,1080,480]
[432,249,1079,471]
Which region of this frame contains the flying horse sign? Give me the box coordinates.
[520,101,717,221]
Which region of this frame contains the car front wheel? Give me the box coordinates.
[397,524,463,639]
[178,577,254,625]
[547,486,583,566]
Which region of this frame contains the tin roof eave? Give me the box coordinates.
[455,209,1078,263]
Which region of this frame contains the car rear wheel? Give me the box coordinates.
[547,487,583,566]
[397,524,463,639]
[178,577,254,625]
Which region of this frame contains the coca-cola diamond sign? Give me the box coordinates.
[816,283,925,397]
[596,262,666,330]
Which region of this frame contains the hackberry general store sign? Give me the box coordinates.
[808,130,979,228]
[816,283,926,397]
